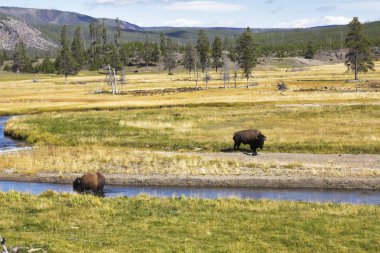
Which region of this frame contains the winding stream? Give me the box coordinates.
[0,180,379,204]
[1,116,379,205]
[0,117,25,152]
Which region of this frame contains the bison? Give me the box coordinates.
[73,172,106,194]
[233,129,266,156]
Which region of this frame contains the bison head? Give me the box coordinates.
[257,134,266,149]
[73,178,84,192]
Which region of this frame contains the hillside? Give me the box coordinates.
[0,15,57,50]
[0,6,141,31]
[0,6,379,54]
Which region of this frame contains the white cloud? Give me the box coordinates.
[95,0,150,5]
[164,18,203,26]
[276,16,351,28]
[94,0,245,12]
[341,1,380,10]
[164,1,244,12]
[163,18,238,27]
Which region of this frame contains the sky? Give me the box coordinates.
[1,0,379,28]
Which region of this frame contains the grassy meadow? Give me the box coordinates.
[0,192,379,253]
[0,61,379,252]
[1,61,379,177]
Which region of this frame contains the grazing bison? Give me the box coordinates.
[233,129,266,155]
[73,172,106,194]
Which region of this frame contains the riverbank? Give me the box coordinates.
[0,171,379,190]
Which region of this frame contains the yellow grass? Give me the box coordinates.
[0,146,378,178]
[0,61,379,116]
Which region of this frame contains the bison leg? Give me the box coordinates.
[234,142,241,150]
[250,144,258,156]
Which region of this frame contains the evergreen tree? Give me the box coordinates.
[12,40,33,73]
[89,23,100,70]
[236,27,258,86]
[196,30,210,72]
[143,34,152,66]
[2,51,9,61]
[35,54,56,73]
[111,18,122,71]
[120,46,129,66]
[305,41,315,59]
[183,42,196,74]
[102,19,108,61]
[151,43,160,64]
[159,33,167,69]
[71,26,86,68]
[212,36,223,72]
[164,37,177,75]
[41,55,56,73]
[345,17,374,80]
[56,25,78,83]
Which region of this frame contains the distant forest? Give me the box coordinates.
[1,18,379,76]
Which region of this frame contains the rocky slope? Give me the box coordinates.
[0,6,141,31]
[0,16,57,50]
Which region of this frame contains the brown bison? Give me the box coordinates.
[233,129,266,155]
[73,172,106,194]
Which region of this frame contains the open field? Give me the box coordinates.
[1,60,379,188]
[0,60,379,252]
[5,104,380,154]
[0,192,379,253]
[0,61,379,116]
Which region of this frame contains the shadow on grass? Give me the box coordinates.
[220,147,256,156]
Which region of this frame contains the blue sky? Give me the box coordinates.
[1,0,379,28]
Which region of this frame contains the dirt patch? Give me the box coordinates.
[93,87,202,96]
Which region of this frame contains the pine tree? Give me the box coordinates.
[159,33,167,69]
[88,23,103,70]
[212,36,223,72]
[345,17,374,81]
[236,27,258,87]
[0,51,3,66]
[71,26,86,68]
[143,34,152,66]
[40,54,56,73]
[111,18,122,71]
[56,25,78,84]
[196,30,210,72]
[12,40,32,73]
[305,41,315,59]
[183,42,196,74]
[164,37,177,75]
[151,43,160,64]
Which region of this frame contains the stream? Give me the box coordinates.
[0,116,379,205]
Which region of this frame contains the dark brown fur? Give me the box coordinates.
[73,172,106,194]
[233,129,266,155]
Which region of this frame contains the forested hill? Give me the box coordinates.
[0,6,379,54]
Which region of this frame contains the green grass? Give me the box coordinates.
[6,104,380,154]
[0,192,379,253]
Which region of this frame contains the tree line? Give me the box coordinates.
[1,17,374,81]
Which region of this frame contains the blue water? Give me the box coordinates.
[0,117,25,152]
[0,180,379,205]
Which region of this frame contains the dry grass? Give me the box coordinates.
[0,146,378,179]
[0,61,379,116]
